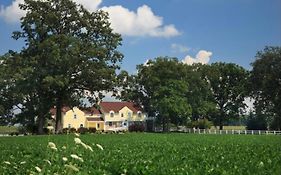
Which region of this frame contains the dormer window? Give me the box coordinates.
[137,111,142,117]
[110,111,114,117]
[73,113,77,119]
[121,113,124,117]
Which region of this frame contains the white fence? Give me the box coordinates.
[172,128,281,135]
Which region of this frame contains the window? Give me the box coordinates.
[73,114,77,119]
[128,112,132,118]
[121,113,124,117]
[109,122,112,126]
[110,111,114,118]
[97,123,100,128]
[137,111,142,117]
[80,124,83,128]
[68,124,71,128]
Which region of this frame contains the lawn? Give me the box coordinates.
[0,133,280,175]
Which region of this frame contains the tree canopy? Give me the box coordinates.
[0,0,123,133]
[250,46,281,130]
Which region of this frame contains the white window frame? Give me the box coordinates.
[137,111,142,117]
[110,111,114,118]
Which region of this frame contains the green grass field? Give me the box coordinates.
[0,133,280,175]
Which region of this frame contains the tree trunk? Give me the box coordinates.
[162,116,169,132]
[162,116,165,132]
[219,108,224,130]
[55,98,62,133]
[37,112,45,135]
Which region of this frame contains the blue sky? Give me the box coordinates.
[0,0,280,73]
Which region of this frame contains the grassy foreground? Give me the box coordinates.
[0,133,280,175]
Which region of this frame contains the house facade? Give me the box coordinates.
[51,102,146,131]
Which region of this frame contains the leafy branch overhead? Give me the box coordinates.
[1,0,123,133]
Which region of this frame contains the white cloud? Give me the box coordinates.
[171,43,189,53]
[74,0,102,12]
[101,5,180,37]
[0,1,180,38]
[0,0,25,23]
[182,50,213,65]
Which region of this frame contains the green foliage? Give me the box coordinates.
[202,63,249,129]
[1,0,123,133]
[135,57,192,131]
[246,112,267,130]
[0,134,280,174]
[192,118,213,129]
[250,46,281,130]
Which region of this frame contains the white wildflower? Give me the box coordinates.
[96,144,104,151]
[80,142,88,149]
[48,142,57,151]
[35,166,41,173]
[259,161,264,168]
[48,142,56,148]
[20,161,26,165]
[74,138,82,144]
[3,161,11,165]
[44,160,51,165]
[62,146,66,149]
[50,146,58,151]
[65,164,79,172]
[62,157,68,162]
[70,154,83,162]
[74,133,80,137]
[87,145,93,152]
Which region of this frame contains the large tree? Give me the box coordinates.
[182,64,217,121]
[203,63,249,130]
[119,57,192,131]
[250,46,281,130]
[4,0,123,133]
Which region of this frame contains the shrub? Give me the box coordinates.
[246,112,267,130]
[62,127,77,134]
[69,127,77,133]
[129,123,145,132]
[77,127,89,134]
[62,128,69,134]
[192,119,213,129]
[18,126,27,135]
[88,127,97,133]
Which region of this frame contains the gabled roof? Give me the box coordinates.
[50,106,71,115]
[99,101,142,113]
[81,107,101,115]
[49,102,143,115]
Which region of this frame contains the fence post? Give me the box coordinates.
[244,130,247,135]
[266,131,268,135]
[226,130,228,134]
[220,130,222,134]
[203,129,206,134]
[232,130,234,134]
[252,130,254,135]
[214,130,216,134]
[238,130,240,135]
[259,130,261,135]
[274,131,276,135]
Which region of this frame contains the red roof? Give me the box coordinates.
[81,107,101,115]
[99,102,142,113]
[49,102,142,115]
[50,106,71,115]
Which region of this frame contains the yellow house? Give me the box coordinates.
[51,102,146,131]
[100,102,146,131]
